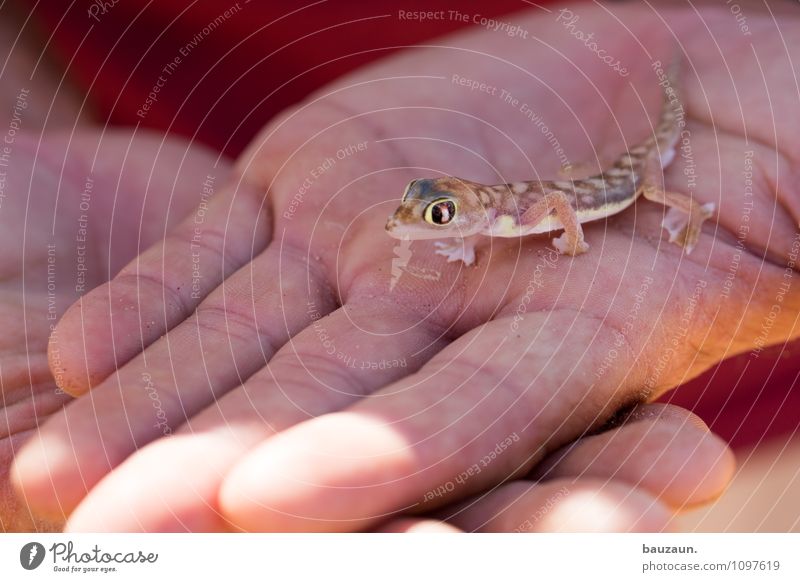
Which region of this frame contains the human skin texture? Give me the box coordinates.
[9,2,800,531]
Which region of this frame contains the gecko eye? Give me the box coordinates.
[424,198,457,226]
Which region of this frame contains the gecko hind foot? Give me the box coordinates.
[552,232,590,256]
[661,202,715,254]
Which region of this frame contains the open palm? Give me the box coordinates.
[12,3,799,531]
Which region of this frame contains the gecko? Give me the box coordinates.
[385,59,715,266]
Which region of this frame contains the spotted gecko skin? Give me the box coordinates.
[385,58,715,265]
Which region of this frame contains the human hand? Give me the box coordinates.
[377,403,732,532]
[12,3,799,531]
[0,129,230,530]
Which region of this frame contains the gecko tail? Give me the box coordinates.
[650,49,686,165]
[664,49,684,93]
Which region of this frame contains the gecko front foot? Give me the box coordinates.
[434,238,476,266]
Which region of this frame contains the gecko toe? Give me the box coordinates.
[434,241,476,265]
[661,206,710,254]
[553,232,589,256]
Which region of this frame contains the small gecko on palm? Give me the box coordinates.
[385,59,715,265]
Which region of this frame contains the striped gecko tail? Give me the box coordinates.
[650,51,686,164]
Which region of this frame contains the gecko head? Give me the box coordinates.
[385,177,486,240]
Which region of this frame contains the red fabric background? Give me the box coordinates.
[29,0,800,449]
[33,1,539,156]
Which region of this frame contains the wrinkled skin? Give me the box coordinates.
[0,130,227,530]
[8,3,800,531]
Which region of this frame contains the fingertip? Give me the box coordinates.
[216,440,318,532]
[10,407,123,523]
[627,404,736,507]
[48,299,105,397]
[538,481,675,533]
[449,480,673,533]
[540,403,736,509]
[677,430,736,508]
[65,435,243,533]
[10,430,80,523]
[219,413,413,532]
[374,518,461,533]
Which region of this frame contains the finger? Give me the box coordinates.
[372,518,461,533]
[217,310,635,532]
[532,403,735,508]
[2,431,66,532]
[49,176,270,396]
[442,479,673,533]
[61,295,448,531]
[12,243,334,520]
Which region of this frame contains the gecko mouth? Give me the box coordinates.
[385,223,459,241]
[385,217,408,239]
[385,219,398,235]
